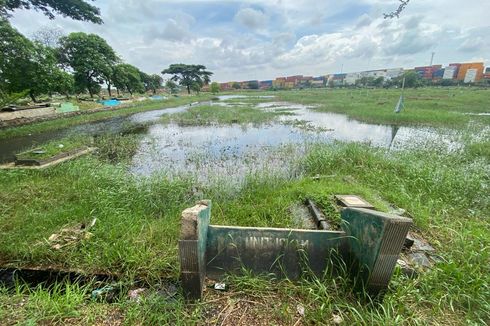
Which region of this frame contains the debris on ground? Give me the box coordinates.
[399,231,440,273]
[214,283,227,291]
[128,288,147,303]
[47,218,97,250]
[296,304,305,316]
[91,284,117,302]
[332,313,343,324]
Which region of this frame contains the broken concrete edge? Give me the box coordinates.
[179,201,413,301]
[14,146,91,166]
[341,207,412,294]
[179,200,211,301]
[0,147,97,170]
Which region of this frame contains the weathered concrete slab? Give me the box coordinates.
[335,195,375,209]
[341,208,412,293]
[179,201,412,301]
[178,200,211,301]
[0,147,96,170]
[206,225,348,279]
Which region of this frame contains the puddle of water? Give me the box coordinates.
[129,123,318,186]
[0,102,209,163]
[0,96,469,178]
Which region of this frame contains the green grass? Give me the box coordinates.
[0,135,488,323]
[160,104,289,126]
[0,88,489,324]
[0,95,213,140]
[15,136,89,161]
[238,87,490,127]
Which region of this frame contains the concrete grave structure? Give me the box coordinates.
[179,200,412,301]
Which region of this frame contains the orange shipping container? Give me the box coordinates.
[456,62,484,81]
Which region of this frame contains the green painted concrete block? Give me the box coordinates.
[341,207,412,293]
[56,103,79,113]
[179,201,412,301]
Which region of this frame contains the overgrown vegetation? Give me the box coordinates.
[160,104,290,126]
[0,132,488,323]
[273,88,490,127]
[0,88,488,324]
[0,94,213,140]
[15,136,88,161]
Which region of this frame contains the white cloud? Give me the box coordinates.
[234,8,268,30]
[7,0,490,81]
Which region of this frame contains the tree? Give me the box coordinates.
[372,76,385,88]
[384,0,411,19]
[112,64,144,96]
[161,64,213,94]
[401,71,422,88]
[140,72,163,94]
[248,80,259,89]
[0,20,69,101]
[58,32,118,97]
[165,80,179,94]
[210,82,220,94]
[31,26,64,48]
[1,0,102,23]
[232,82,241,90]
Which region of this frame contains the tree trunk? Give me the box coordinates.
[186,85,191,94]
[107,82,112,97]
[29,92,37,103]
[116,88,120,96]
[87,75,93,98]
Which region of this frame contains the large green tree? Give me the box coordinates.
[112,64,144,96]
[0,19,70,101]
[140,72,163,94]
[58,32,118,97]
[1,0,102,23]
[161,64,213,94]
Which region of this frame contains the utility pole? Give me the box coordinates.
[430,52,435,66]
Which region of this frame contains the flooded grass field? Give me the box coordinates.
[0,88,489,324]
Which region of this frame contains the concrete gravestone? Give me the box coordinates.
[179,200,411,301]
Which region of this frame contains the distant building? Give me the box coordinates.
[345,73,361,85]
[385,68,404,80]
[414,65,442,79]
[260,80,273,89]
[273,77,286,89]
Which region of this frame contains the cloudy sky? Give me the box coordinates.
[10,0,490,82]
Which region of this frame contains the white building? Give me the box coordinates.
[345,73,361,85]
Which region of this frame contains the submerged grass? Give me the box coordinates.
[243,87,490,127]
[160,104,289,126]
[15,136,89,161]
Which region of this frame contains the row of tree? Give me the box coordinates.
[0,1,214,103]
[0,22,165,101]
